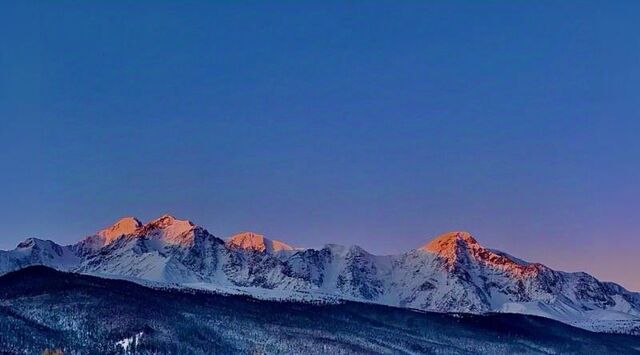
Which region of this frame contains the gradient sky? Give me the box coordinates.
[1,1,639,290]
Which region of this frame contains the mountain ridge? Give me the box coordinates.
[1,214,639,335]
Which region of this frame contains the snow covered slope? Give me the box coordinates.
[2,215,639,334]
[0,238,80,274]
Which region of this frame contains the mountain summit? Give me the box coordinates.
[137,214,197,245]
[96,216,142,244]
[83,214,199,250]
[0,214,638,335]
[418,231,543,277]
[420,231,478,257]
[226,232,294,253]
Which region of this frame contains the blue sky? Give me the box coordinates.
[1,1,639,289]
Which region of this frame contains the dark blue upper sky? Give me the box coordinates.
[1,1,639,289]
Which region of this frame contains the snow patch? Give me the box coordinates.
[116,331,143,353]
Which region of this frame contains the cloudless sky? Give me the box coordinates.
[1,1,639,290]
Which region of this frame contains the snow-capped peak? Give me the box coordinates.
[96,216,142,244]
[16,237,56,250]
[419,231,543,277]
[145,214,193,229]
[419,231,478,254]
[138,214,197,245]
[84,214,198,249]
[323,243,369,257]
[226,232,294,253]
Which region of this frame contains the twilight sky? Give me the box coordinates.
[1,1,639,290]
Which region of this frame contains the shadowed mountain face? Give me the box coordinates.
[1,215,639,335]
[0,266,639,354]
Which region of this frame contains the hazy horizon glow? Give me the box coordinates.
[1,1,639,290]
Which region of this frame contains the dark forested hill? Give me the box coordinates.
[0,266,638,354]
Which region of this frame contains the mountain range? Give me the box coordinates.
[1,214,639,335]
